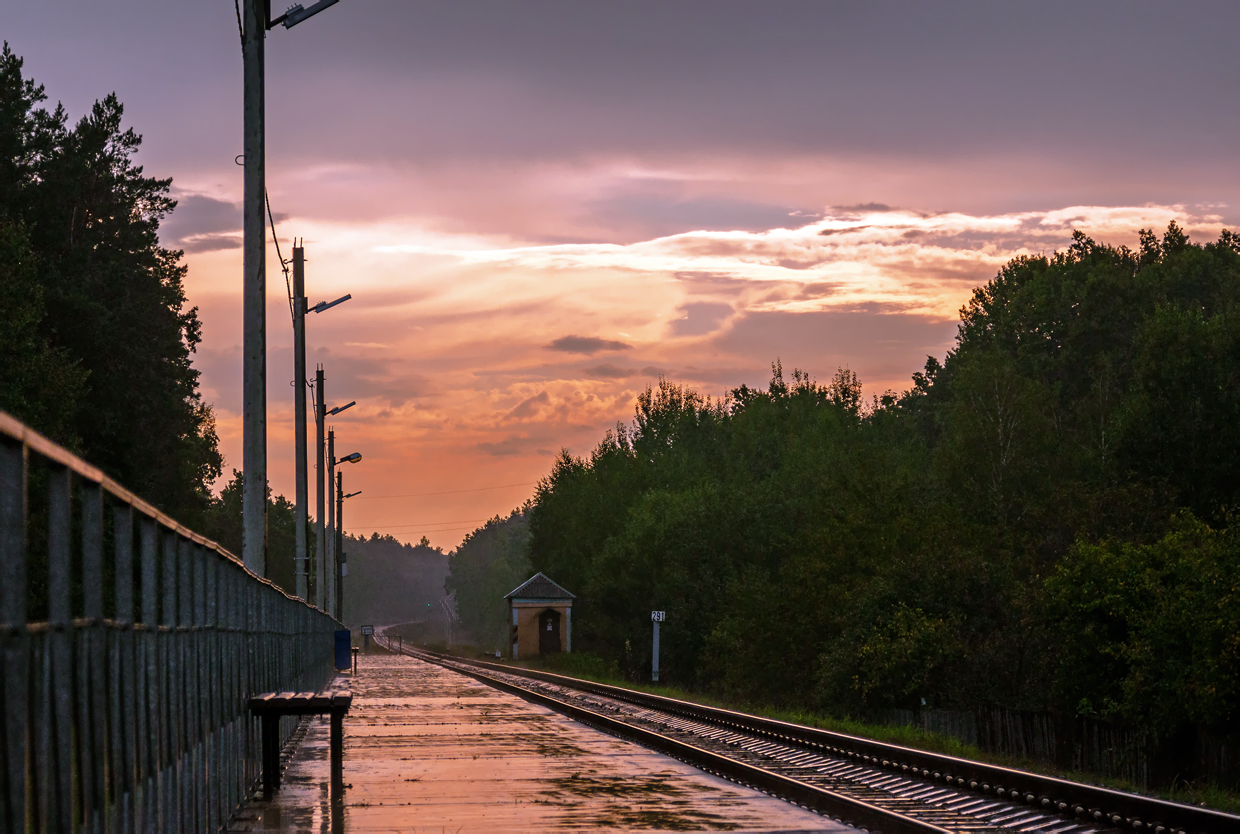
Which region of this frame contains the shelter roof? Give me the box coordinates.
[505,572,576,601]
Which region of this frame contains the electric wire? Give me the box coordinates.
[352,482,537,499]
[265,190,295,323]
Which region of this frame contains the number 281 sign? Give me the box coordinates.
[651,611,665,622]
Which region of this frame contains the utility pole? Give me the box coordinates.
[240,0,342,579]
[326,428,336,612]
[293,244,308,599]
[241,0,267,576]
[315,366,326,607]
[336,471,344,619]
[338,485,359,621]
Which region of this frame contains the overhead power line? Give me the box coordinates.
[352,482,537,499]
[348,517,489,528]
[350,524,487,533]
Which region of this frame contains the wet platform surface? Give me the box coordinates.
[228,652,850,832]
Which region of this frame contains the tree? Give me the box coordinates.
[0,217,86,440]
[444,509,532,651]
[0,44,221,522]
[200,470,312,595]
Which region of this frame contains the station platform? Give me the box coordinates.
[228,651,849,832]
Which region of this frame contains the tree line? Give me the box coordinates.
[517,224,1239,774]
[0,46,308,589]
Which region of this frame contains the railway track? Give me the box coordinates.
[373,630,1238,834]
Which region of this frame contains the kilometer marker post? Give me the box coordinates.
[651,610,665,682]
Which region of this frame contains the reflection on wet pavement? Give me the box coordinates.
[227,653,850,832]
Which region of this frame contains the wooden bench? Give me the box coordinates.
[248,690,353,799]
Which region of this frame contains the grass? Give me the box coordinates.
[431,647,1240,816]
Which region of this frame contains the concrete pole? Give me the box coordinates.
[241,0,268,576]
[336,471,344,619]
[326,429,336,612]
[293,245,308,600]
[315,367,326,608]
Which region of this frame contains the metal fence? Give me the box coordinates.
[0,412,339,832]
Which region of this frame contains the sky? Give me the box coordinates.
[4,1,1239,547]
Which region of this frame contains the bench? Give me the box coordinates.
[248,690,353,799]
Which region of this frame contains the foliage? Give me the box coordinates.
[0,44,220,522]
[444,508,532,652]
[341,532,447,628]
[1047,515,1240,740]
[199,470,312,596]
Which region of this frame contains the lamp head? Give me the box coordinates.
[337,452,362,465]
[272,0,341,30]
[311,293,352,314]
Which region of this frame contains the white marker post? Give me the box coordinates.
[651,610,665,682]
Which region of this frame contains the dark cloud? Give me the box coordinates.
[158,192,292,252]
[546,335,632,355]
[180,233,241,253]
[159,194,239,246]
[670,302,733,337]
[584,191,809,241]
[833,203,895,213]
[583,363,637,379]
[507,391,549,419]
[10,2,1240,231]
[305,346,431,408]
[640,366,666,378]
[477,436,529,457]
[250,1,1239,172]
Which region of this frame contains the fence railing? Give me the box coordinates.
[0,412,339,832]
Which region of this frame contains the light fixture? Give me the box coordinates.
[311,294,352,314]
[272,0,341,30]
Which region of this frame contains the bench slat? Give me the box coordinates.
[248,689,354,716]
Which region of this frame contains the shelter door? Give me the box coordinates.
[538,609,561,655]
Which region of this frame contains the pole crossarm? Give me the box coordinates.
[0,410,339,830]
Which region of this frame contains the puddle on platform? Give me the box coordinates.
[536,770,745,830]
[229,654,845,832]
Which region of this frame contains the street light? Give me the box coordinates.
[335,452,362,465]
[327,401,355,417]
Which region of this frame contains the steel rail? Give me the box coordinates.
[375,631,1239,834]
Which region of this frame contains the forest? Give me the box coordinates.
[0,46,314,587]
[465,224,1240,780]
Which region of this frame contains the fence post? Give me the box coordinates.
[0,436,27,831]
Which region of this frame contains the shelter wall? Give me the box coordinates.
[511,600,571,659]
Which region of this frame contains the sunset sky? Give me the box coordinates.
[5,1,1239,546]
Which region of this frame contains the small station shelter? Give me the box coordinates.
[505,572,575,660]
